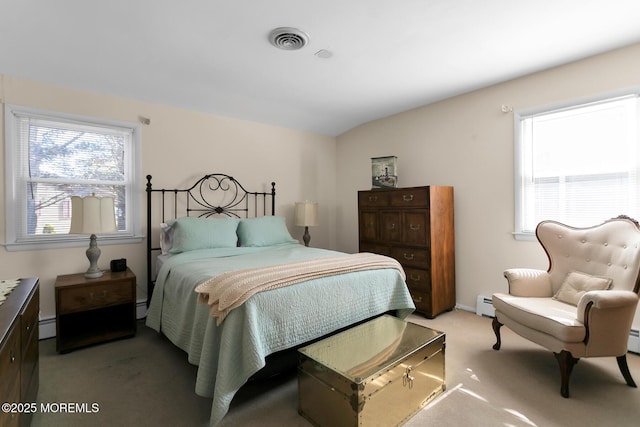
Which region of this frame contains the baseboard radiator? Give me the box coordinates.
[476,295,495,318]
[629,328,640,354]
[477,295,640,354]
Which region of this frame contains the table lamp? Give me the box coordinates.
[69,194,117,278]
[294,201,319,247]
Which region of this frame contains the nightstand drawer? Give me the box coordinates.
[58,280,134,313]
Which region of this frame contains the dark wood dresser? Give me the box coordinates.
[0,278,39,427]
[358,186,455,318]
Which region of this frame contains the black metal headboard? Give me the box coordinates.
[145,173,276,305]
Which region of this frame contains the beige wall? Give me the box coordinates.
[0,76,337,320]
[336,43,640,328]
[3,42,640,330]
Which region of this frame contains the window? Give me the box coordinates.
[4,105,142,250]
[514,91,640,239]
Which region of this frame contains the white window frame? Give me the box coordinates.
[4,105,143,251]
[514,88,640,240]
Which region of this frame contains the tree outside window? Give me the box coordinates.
[4,105,141,250]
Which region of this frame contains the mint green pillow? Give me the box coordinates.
[237,216,297,247]
[168,217,239,254]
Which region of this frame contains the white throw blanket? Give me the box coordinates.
[195,252,406,324]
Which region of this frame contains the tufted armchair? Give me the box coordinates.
[492,216,640,397]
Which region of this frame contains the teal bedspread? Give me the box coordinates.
[145,243,415,426]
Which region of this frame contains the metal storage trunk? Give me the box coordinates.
[298,315,445,427]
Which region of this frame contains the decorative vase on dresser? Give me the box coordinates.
[358,186,455,318]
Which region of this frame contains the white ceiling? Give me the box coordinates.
[2,0,640,136]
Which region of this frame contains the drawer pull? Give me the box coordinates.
[10,353,16,363]
[410,274,421,281]
[90,290,108,301]
[368,196,378,202]
[403,194,414,202]
[412,296,422,303]
[388,223,396,230]
[26,323,31,331]
[409,224,421,231]
[403,253,414,261]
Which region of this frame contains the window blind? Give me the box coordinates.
[4,105,141,250]
[516,94,640,234]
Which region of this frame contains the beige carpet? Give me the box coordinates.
[32,309,640,426]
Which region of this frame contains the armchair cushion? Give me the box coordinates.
[553,271,612,306]
[492,293,586,343]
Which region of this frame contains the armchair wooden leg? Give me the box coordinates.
[554,350,579,398]
[492,317,502,350]
[617,355,638,388]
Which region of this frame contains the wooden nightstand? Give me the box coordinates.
[55,268,136,353]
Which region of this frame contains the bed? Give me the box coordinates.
[144,173,415,426]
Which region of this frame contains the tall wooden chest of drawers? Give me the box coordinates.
[0,278,39,427]
[358,186,455,318]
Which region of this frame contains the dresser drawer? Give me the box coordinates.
[405,267,430,289]
[380,211,402,242]
[390,188,429,208]
[358,191,389,207]
[0,375,20,427]
[0,323,21,400]
[402,210,429,245]
[359,242,390,256]
[390,247,430,268]
[407,288,432,313]
[359,210,379,241]
[21,327,39,404]
[21,290,39,354]
[58,280,134,313]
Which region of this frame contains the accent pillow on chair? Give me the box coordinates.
[552,271,612,306]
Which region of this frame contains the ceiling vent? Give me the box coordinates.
[269,27,309,51]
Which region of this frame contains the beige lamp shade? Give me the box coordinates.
[69,195,117,234]
[294,201,319,227]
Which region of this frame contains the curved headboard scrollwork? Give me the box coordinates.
[184,174,274,218]
[145,173,276,305]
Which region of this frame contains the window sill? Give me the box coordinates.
[3,235,144,252]
[512,231,536,241]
